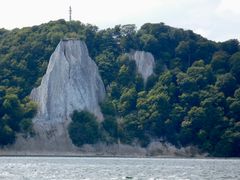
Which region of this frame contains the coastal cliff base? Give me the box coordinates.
[0,141,204,157]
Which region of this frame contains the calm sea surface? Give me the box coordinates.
[0,157,239,180]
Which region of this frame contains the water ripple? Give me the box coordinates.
[0,157,239,180]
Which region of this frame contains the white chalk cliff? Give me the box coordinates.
[12,40,106,152]
[129,51,155,83]
[31,40,105,121]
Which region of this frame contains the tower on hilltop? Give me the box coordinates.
[69,6,72,21]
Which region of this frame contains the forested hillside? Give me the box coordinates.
[0,20,239,156]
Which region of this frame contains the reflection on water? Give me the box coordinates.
[0,157,239,180]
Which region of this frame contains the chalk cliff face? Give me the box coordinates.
[12,40,106,152]
[129,51,155,83]
[31,40,105,122]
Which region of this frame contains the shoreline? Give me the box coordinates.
[0,154,239,159]
[0,141,206,158]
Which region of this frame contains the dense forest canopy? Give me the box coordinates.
[0,20,239,156]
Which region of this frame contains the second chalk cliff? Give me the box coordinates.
[129,51,155,83]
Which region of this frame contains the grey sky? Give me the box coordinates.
[0,0,239,42]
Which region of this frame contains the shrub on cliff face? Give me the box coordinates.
[68,110,100,147]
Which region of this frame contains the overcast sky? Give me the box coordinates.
[0,0,239,42]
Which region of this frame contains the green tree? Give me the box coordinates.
[68,111,101,147]
[230,52,240,82]
[102,116,118,139]
[228,88,240,120]
[118,87,137,115]
[220,39,239,55]
[96,51,118,86]
[211,51,229,73]
[3,94,23,131]
[216,73,237,97]
[0,124,15,146]
[140,34,159,55]
[175,40,196,67]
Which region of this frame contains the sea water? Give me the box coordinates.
[0,157,239,180]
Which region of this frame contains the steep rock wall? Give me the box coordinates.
[129,51,155,83]
[11,40,106,152]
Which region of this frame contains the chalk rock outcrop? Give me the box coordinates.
[31,40,105,122]
[12,40,106,152]
[129,51,155,83]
